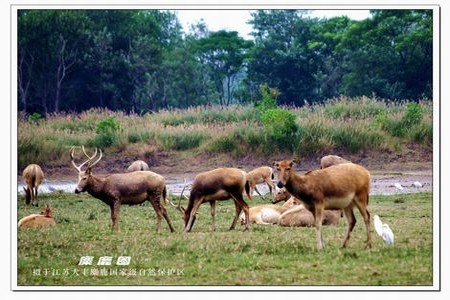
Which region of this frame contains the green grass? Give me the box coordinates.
[16,192,433,286]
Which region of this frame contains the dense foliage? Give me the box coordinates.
[18,9,432,115]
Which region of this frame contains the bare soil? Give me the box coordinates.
[24,146,434,196]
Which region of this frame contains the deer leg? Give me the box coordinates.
[185,199,203,232]
[354,194,372,249]
[314,203,325,250]
[342,206,356,248]
[210,201,216,231]
[254,186,263,197]
[229,201,242,230]
[110,201,121,232]
[264,179,275,196]
[231,193,250,231]
[32,187,38,207]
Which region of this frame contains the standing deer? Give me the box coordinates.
[172,168,251,232]
[22,164,44,206]
[274,160,371,250]
[246,166,275,198]
[70,146,175,232]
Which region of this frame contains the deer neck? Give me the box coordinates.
[87,175,107,197]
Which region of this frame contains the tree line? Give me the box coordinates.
[17,9,432,115]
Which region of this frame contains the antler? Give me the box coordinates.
[70,146,102,172]
[169,179,188,214]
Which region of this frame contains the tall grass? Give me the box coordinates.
[17,97,432,170]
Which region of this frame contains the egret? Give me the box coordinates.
[381,224,395,245]
[413,181,423,188]
[394,182,404,191]
[373,215,383,237]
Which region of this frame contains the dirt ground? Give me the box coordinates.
[19,147,434,197]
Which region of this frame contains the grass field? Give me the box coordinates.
[16,191,433,287]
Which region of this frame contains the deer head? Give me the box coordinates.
[70,146,103,193]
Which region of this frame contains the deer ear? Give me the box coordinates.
[273,161,279,167]
[289,160,295,167]
[86,167,92,175]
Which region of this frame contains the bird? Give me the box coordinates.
[373,215,383,237]
[413,181,423,188]
[373,215,395,246]
[381,224,395,246]
[394,182,404,191]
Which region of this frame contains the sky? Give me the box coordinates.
[175,10,372,39]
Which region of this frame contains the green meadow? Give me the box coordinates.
[16,192,433,287]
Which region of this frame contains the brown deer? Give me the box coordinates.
[274,188,341,227]
[246,166,275,198]
[18,204,56,228]
[22,164,44,206]
[127,160,150,172]
[274,160,371,250]
[240,197,301,225]
[70,146,175,232]
[172,168,251,232]
[320,155,350,169]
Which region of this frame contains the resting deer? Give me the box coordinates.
[18,204,56,228]
[240,197,301,225]
[274,160,371,250]
[71,146,175,232]
[274,188,341,227]
[22,164,44,206]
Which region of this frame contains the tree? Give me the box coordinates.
[194,30,253,106]
[247,10,318,106]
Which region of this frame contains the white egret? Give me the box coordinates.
[394,183,404,191]
[373,215,383,237]
[413,181,423,188]
[381,224,395,245]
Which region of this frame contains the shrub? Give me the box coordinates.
[94,116,121,148]
[255,83,278,113]
[158,131,209,151]
[261,108,299,152]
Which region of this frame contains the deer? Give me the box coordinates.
[274,188,341,227]
[240,196,301,225]
[320,155,350,169]
[22,163,44,206]
[171,168,251,232]
[274,160,371,250]
[70,146,175,233]
[18,204,56,228]
[127,160,150,172]
[246,166,275,198]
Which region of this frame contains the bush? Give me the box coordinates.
[255,83,278,113]
[261,108,299,152]
[158,131,210,151]
[94,116,121,148]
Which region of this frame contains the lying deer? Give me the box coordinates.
[274,160,371,250]
[18,204,56,228]
[240,197,301,225]
[22,163,44,206]
[71,146,175,232]
[274,188,341,227]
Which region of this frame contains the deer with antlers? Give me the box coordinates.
[70,146,175,232]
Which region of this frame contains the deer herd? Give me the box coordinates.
[20,149,374,250]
